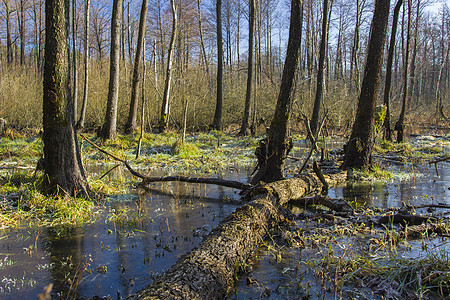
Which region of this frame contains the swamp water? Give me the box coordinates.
[0,140,449,299]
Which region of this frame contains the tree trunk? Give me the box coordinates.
[101,0,123,140]
[395,0,412,143]
[159,0,177,133]
[350,0,363,95]
[4,0,13,65]
[382,0,403,141]
[251,0,303,184]
[32,0,43,73]
[131,173,345,299]
[211,0,223,131]
[197,0,210,81]
[72,0,78,123]
[408,0,420,107]
[124,0,149,134]
[238,0,255,136]
[76,0,90,131]
[310,0,330,137]
[19,0,25,65]
[343,0,390,170]
[42,0,88,196]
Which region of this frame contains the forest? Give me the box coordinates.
[0,0,449,299]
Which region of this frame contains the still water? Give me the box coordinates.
[0,159,448,298]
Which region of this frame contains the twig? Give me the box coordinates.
[99,164,121,180]
[429,156,449,176]
[299,112,328,173]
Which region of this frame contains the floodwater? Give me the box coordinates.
[0,138,449,299]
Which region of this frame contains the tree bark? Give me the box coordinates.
[159,0,177,133]
[251,0,303,184]
[18,0,25,65]
[101,0,123,140]
[310,0,330,137]
[395,0,412,143]
[343,0,390,170]
[76,0,90,131]
[238,0,255,136]
[407,0,420,107]
[3,0,13,65]
[211,0,224,131]
[382,0,403,141]
[131,173,345,299]
[124,0,149,134]
[42,0,88,196]
[72,0,78,122]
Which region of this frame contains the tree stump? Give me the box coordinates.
[0,118,7,136]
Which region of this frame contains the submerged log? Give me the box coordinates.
[131,173,346,299]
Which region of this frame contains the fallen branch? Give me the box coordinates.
[80,134,253,191]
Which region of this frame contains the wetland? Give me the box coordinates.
[0,131,449,299]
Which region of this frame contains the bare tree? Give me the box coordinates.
[101,0,124,140]
[197,0,209,80]
[31,0,44,73]
[238,0,255,136]
[310,0,330,137]
[251,0,303,184]
[42,0,88,195]
[350,0,367,94]
[18,0,26,65]
[383,0,403,141]
[72,0,78,122]
[2,0,14,65]
[343,0,390,170]
[76,0,90,130]
[211,0,223,131]
[125,0,149,134]
[395,0,412,143]
[159,0,178,132]
[90,1,109,63]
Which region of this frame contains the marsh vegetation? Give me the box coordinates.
[0,131,449,299]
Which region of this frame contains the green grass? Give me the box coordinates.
[340,249,450,298]
[0,173,95,229]
[351,161,394,181]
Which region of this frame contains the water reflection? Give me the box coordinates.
[0,155,448,298]
[0,184,241,298]
[330,163,449,209]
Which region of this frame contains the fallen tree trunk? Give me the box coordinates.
[131,173,346,299]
